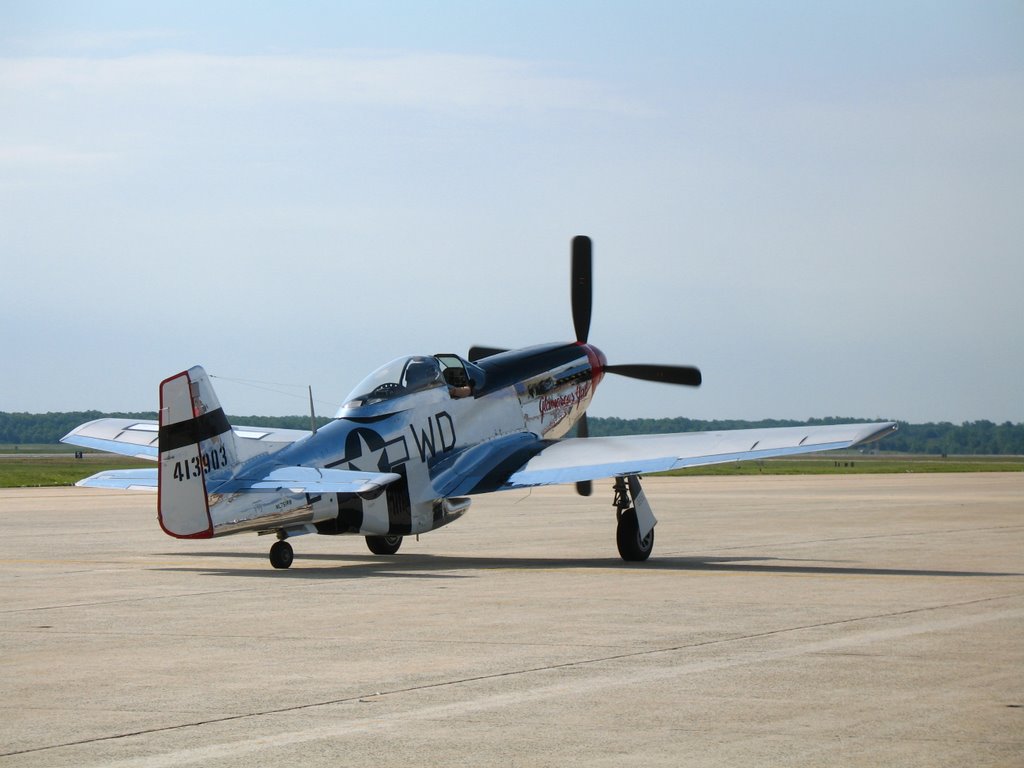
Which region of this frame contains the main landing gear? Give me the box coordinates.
[613,475,657,561]
[365,535,403,555]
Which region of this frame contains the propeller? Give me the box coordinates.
[571,236,701,385]
[571,235,593,344]
[575,411,592,496]
[569,235,701,495]
[469,234,702,496]
[602,363,702,387]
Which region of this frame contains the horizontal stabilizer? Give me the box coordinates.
[74,463,398,497]
[219,466,402,496]
[76,468,158,491]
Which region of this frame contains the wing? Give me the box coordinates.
[430,433,549,496]
[61,418,313,460]
[74,468,159,491]
[499,421,897,489]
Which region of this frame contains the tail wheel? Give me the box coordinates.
[269,539,294,569]
[616,509,654,562]
[365,534,403,555]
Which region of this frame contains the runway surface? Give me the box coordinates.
[1,474,1021,766]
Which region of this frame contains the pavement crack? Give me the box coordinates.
[0,588,255,614]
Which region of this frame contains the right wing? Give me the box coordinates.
[502,421,897,490]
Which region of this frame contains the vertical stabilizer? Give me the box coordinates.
[157,366,237,538]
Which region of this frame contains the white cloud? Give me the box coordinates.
[0,144,116,170]
[0,50,641,114]
[1,28,181,54]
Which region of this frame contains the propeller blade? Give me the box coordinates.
[604,364,702,387]
[468,346,508,362]
[575,411,592,496]
[571,235,592,344]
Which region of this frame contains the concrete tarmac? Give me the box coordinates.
[1,474,1021,767]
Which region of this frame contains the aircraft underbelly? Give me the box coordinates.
[208,491,337,536]
[361,495,468,536]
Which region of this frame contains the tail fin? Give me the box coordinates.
[158,366,238,538]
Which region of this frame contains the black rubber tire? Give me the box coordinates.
[365,534,403,555]
[616,508,654,562]
[269,539,294,569]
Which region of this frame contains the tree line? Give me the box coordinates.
[1,411,1021,455]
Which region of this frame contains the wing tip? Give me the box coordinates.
[856,421,899,446]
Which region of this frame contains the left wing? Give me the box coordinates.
[61,418,312,460]
[502,421,897,489]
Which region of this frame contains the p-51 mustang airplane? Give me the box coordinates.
[63,236,896,569]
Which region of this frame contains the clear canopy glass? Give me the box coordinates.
[342,355,445,409]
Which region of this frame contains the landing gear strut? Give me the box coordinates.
[613,475,656,561]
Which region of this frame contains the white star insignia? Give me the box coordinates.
[348,432,388,472]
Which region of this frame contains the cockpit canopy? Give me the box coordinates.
[338,354,484,415]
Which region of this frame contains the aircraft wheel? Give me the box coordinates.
[616,508,654,562]
[269,539,294,569]
[365,534,403,555]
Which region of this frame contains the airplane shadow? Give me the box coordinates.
[154,550,1023,581]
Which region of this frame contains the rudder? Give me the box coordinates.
[158,366,238,538]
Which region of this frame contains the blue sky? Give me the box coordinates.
[2,2,1022,422]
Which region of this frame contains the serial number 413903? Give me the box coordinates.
[172,446,228,481]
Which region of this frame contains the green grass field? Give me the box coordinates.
[0,444,84,455]
[0,449,152,488]
[0,446,1020,488]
